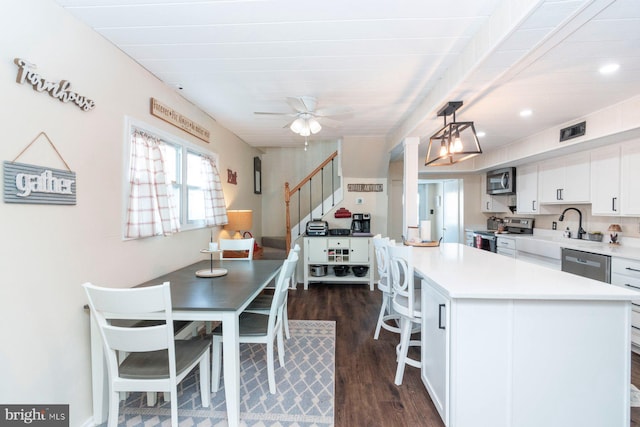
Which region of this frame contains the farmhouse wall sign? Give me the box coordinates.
[347,184,383,192]
[4,132,76,205]
[14,58,96,112]
[150,98,211,143]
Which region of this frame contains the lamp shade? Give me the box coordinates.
[608,224,622,232]
[224,210,253,238]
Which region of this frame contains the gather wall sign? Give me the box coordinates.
[14,58,96,112]
[3,132,76,205]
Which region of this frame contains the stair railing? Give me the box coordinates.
[284,150,339,252]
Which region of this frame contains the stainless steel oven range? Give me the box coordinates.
[473,217,534,252]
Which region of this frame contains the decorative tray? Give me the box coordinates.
[403,237,442,247]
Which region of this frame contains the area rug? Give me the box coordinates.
[101,320,335,427]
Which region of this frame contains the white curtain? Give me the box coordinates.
[125,130,180,238]
[201,156,228,226]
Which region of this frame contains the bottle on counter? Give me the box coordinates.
[563,227,572,238]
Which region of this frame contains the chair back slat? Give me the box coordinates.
[388,244,417,319]
[373,237,395,291]
[85,283,169,315]
[103,324,170,353]
[219,238,255,260]
[269,253,299,332]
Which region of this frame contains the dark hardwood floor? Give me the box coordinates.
[286,283,640,427]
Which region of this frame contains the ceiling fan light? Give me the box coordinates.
[299,120,311,136]
[309,118,322,134]
[290,118,305,133]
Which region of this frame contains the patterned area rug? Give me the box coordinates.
[101,320,335,427]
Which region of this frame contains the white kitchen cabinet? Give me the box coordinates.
[539,151,590,204]
[303,236,374,290]
[480,173,509,213]
[620,139,640,215]
[515,163,538,214]
[464,230,475,247]
[496,236,516,258]
[421,281,449,423]
[611,256,640,349]
[591,144,621,215]
[417,244,633,427]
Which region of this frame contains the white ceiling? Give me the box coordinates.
[55,0,640,160]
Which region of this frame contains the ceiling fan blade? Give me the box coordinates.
[287,96,317,113]
[254,111,292,116]
[314,106,353,117]
[317,117,341,128]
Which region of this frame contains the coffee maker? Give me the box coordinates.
[351,213,371,233]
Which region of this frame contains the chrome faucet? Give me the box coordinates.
[558,207,585,240]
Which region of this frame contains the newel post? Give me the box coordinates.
[284,182,291,252]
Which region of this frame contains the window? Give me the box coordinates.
[124,118,226,238]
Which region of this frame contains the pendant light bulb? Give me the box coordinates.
[439,141,448,157]
[453,129,463,152]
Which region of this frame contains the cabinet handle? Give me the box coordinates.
[626,267,640,273]
[625,283,640,291]
[486,201,490,210]
[438,304,446,330]
[613,197,617,212]
[556,189,560,200]
[532,200,536,211]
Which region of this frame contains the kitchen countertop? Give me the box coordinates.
[412,243,638,300]
[494,230,640,261]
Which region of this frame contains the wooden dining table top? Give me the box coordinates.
[136,259,283,312]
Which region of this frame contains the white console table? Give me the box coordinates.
[303,236,374,290]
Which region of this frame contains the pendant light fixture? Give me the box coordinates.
[425,101,482,166]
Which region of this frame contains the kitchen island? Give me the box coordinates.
[415,243,637,427]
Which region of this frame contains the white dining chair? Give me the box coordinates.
[83,281,211,427]
[372,236,401,339]
[245,244,300,339]
[388,244,422,385]
[219,237,254,260]
[211,252,299,394]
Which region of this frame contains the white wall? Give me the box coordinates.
[0,2,260,425]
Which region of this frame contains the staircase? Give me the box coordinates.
[260,236,287,260]
[261,150,342,253]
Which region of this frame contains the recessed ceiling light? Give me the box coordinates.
[520,109,532,117]
[599,63,620,75]
[476,131,486,138]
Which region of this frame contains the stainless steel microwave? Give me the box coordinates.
[486,167,516,195]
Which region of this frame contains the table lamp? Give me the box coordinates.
[224,209,253,239]
[608,224,622,244]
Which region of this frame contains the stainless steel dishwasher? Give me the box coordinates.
[561,248,611,283]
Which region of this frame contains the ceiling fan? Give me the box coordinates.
[254,96,352,137]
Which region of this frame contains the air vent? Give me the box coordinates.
[559,121,586,142]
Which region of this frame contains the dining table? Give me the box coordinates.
[87,258,284,427]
